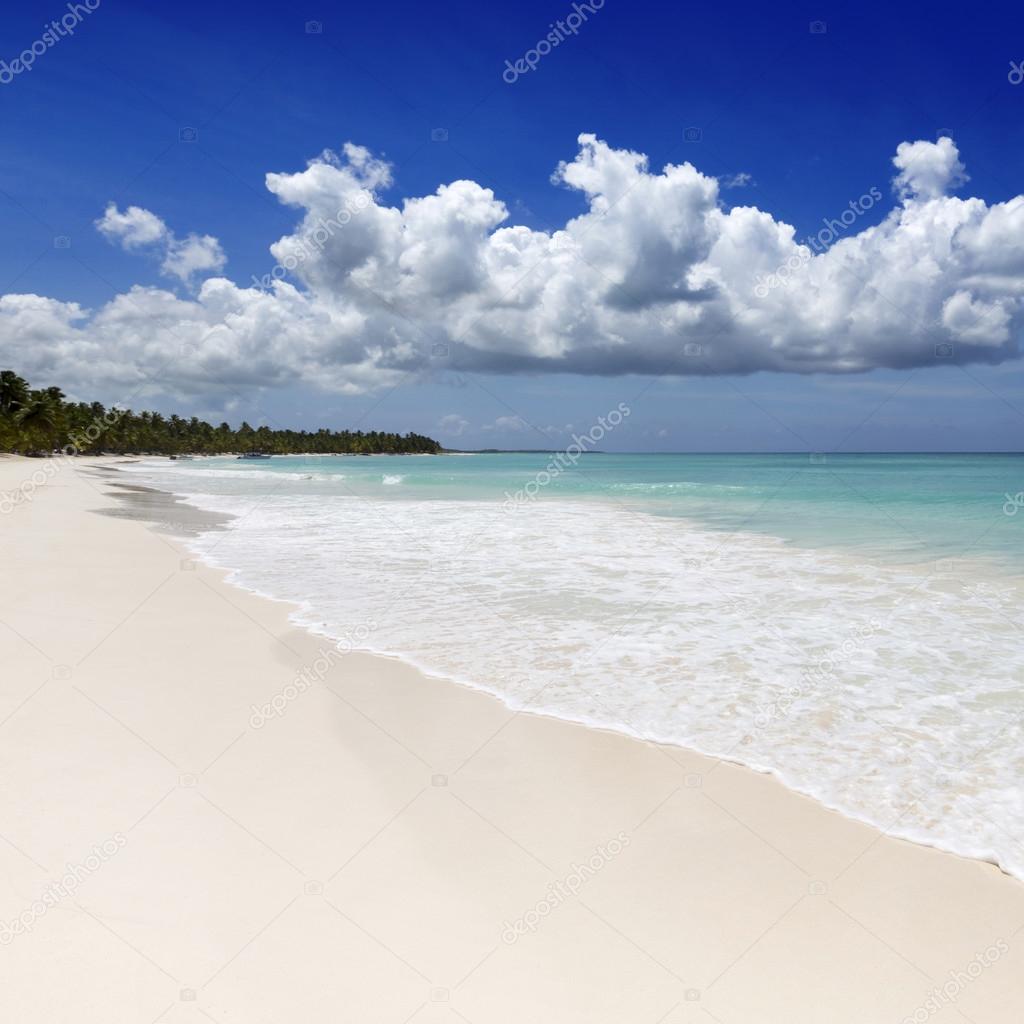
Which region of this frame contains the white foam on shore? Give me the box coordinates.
[134,467,343,482]
[131,472,1024,880]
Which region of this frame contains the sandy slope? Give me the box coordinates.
[1,454,1022,1023]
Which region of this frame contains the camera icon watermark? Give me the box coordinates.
[305,20,323,34]
[809,452,827,465]
[683,342,703,356]
[684,126,701,142]
[431,342,449,358]
[179,126,198,143]
[809,20,827,34]
[431,774,448,788]
[53,235,71,249]
[935,342,954,359]
[304,880,324,895]
[53,664,73,681]
[431,128,448,143]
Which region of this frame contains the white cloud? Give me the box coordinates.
[96,203,226,285]
[892,136,968,200]
[483,415,528,433]
[438,413,469,437]
[941,290,1011,345]
[721,172,753,188]
[96,203,168,248]
[4,134,1023,403]
[161,234,226,284]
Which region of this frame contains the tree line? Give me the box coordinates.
[0,371,442,456]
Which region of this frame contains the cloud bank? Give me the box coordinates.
[2,135,1021,399]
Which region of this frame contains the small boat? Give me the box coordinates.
[237,452,272,460]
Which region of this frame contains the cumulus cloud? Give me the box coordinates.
[3,134,1022,402]
[96,203,168,248]
[892,136,968,200]
[96,202,226,285]
[161,234,226,284]
[484,415,528,433]
[438,413,469,437]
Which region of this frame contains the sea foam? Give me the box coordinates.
[127,459,1024,879]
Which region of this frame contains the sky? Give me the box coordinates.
[1,0,1023,451]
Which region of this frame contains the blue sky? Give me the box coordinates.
[1,0,1023,450]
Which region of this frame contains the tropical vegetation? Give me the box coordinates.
[0,371,442,456]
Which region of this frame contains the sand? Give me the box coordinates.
[1,454,1022,1023]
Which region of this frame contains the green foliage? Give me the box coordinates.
[0,371,442,456]
[0,371,31,450]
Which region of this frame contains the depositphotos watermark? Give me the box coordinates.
[502,0,605,84]
[0,1,101,85]
[502,403,630,510]
[752,620,881,730]
[251,192,372,291]
[0,833,126,945]
[1002,491,1024,516]
[900,939,1008,1023]
[248,621,377,728]
[754,186,882,298]
[501,832,630,944]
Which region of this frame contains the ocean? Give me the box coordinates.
[123,452,1024,878]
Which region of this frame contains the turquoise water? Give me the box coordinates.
[158,452,1024,569]
[128,452,1024,878]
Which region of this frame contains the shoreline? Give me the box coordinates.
[2,454,1023,1021]
[75,458,1024,878]
[123,454,1024,878]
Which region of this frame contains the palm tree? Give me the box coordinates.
[0,369,443,456]
[0,370,29,416]
[0,371,30,450]
[17,394,62,454]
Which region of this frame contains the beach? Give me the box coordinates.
[2,453,1023,1023]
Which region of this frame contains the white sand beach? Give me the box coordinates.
[2,454,1023,1023]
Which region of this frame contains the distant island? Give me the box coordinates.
[0,370,441,456]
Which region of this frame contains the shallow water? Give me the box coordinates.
[123,453,1024,878]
